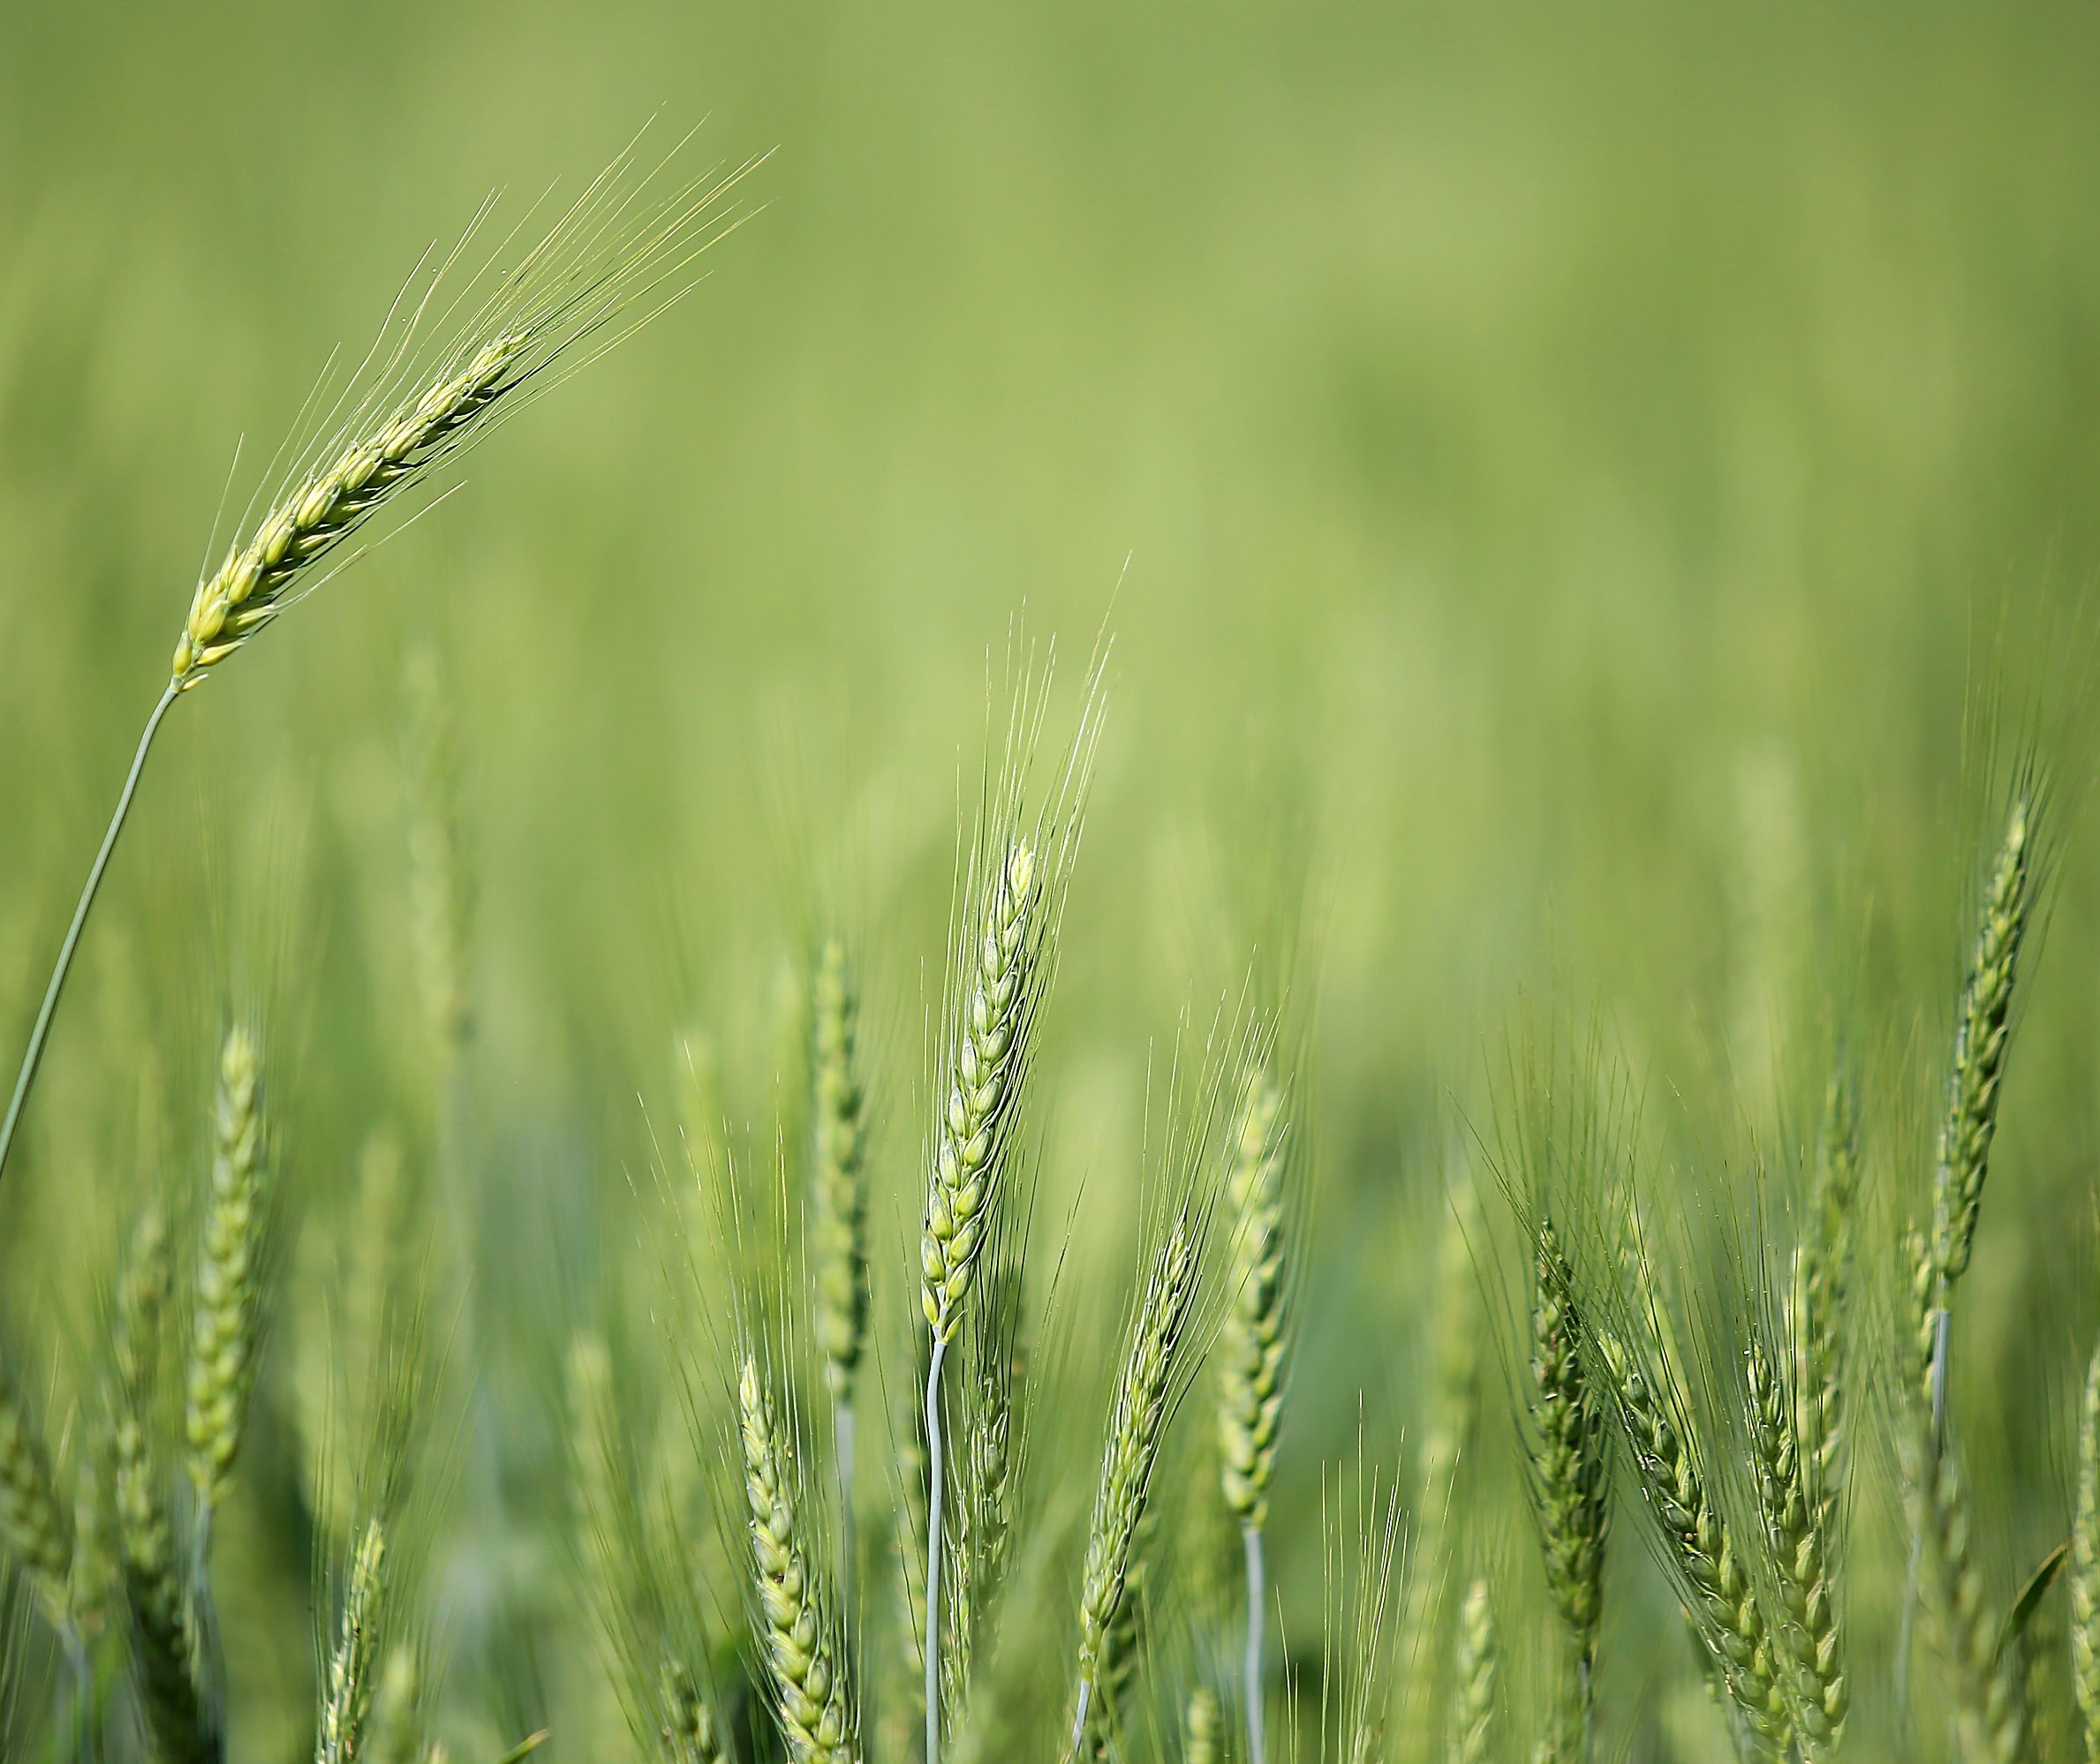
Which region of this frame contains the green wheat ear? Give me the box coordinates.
[739,1356,860,1764]
[2072,1335,2100,1758]
[812,937,871,1406]
[1445,1577,1497,1764]
[1072,1217,1201,1754]
[185,1023,270,1527]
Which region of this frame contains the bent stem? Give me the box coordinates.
[1244,1523,1268,1764]
[0,682,180,1187]
[924,1336,950,1764]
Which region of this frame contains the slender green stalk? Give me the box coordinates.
[0,684,178,1189]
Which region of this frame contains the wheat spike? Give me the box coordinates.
[2072,1337,2100,1758]
[0,1362,72,1638]
[1444,1578,1497,1764]
[1182,1686,1221,1764]
[1907,1417,2021,1764]
[1072,1217,1201,1751]
[659,1658,729,1764]
[812,939,871,1403]
[316,1520,389,1764]
[1596,1329,1791,1751]
[1528,1219,1609,1748]
[920,842,1039,1345]
[1744,1331,1846,1750]
[185,1024,269,1523]
[739,1357,859,1764]
[1217,1066,1289,1529]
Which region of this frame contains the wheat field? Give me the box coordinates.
[7,3,2100,1760]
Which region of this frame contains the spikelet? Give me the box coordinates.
[2072,1336,2100,1758]
[811,939,870,1405]
[1444,1578,1497,1764]
[1217,1066,1289,1530]
[1073,1219,1201,1741]
[739,1358,859,1764]
[921,843,1039,1345]
[316,1520,389,1764]
[1925,798,2034,1312]
[1790,1073,1857,1549]
[1595,1328,1791,1750]
[1182,1686,1221,1764]
[1528,1218,1609,1743]
[1743,1331,1845,1750]
[0,1362,72,1636]
[1905,1417,2021,1764]
[185,1024,269,1519]
[659,1658,729,1764]
[168,147,755,693]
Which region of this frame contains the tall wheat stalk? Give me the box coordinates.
[0,138,757,1194]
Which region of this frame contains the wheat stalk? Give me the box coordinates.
[1070,1217,1201,1757]
[185,1024,268,1534]
[739,1356,859,1764]
[0,138,759,1195]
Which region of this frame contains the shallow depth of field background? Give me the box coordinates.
[6,1,2100,1758]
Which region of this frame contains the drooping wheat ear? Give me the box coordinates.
[1528,1218,1609,1745]
[2071,1336,2100,1757]
[738,1357,860,1764]
[1594,1329,1791,1751]
[659,1657,729,1764]
[1743,1331,1845,1752]
[404,646,472,1057]
[317,1519,389,1764]
[1791,1071,1858,1551]
[1071,1218,1201,1754]
[1445,1578,1497,1764]
[0,143,759,1195]
[812,938,871,1407]
[1182,1685,1221,1764]
[1905,1413,2021,1764]
[1923,798,2035,1415]
[185,1024,269,1526]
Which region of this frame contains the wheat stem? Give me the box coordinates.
[925,1337,950,1764]
[1243,1524,1267,1764]
[0,683,179,1190]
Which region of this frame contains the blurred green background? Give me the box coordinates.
[8,0,2100,1757]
